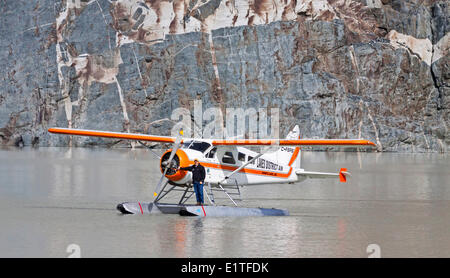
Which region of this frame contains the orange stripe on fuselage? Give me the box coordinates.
[288,147,300,166]
[287,134,301,166]
[192,160,293,179]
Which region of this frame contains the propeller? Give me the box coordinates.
[152,129,184,201]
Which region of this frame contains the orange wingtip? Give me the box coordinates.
[339,168,348,183]
[48,128,178,143]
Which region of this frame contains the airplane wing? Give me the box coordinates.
[48,128,376,148]
[211,138,376,147]
[48,128,178,143]
[296,168,350,183]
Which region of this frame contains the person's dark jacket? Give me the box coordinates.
[180,164,206,183]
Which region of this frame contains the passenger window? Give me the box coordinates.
[222,151,236,164]
[238,152,246,162]
[207,147,217,158]
[248,156,254,162]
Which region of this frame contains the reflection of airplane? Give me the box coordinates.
[48,125,375,217]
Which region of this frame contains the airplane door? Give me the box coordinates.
[204,147,217,181]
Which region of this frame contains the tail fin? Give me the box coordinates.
[269,125,301,168]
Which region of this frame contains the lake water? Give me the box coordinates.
[0,147,449,257]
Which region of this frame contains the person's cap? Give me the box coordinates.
[194,159,199,162]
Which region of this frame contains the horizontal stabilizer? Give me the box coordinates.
[339,168,350,183]
[296,168,350,183]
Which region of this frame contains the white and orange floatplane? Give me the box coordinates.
[48,125,375,217]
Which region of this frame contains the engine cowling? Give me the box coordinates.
[159,149,190,183]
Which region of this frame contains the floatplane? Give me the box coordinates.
[48,125,375,217]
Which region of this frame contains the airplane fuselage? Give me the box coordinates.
[160,139,300,187]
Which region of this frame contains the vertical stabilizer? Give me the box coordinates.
[268,125,301,168]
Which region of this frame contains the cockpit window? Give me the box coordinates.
[207,147,217,158]
[222,151,236,164]
[238,152,246,162]
[182,140,211,153]
[182,140,194,149]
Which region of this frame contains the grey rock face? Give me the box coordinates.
[0,0,448,152]
[431,1,449,44]
[0,0,59,147]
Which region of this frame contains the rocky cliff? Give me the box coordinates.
[0,0,448,151]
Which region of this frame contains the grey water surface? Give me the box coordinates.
[0,147,449,257]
